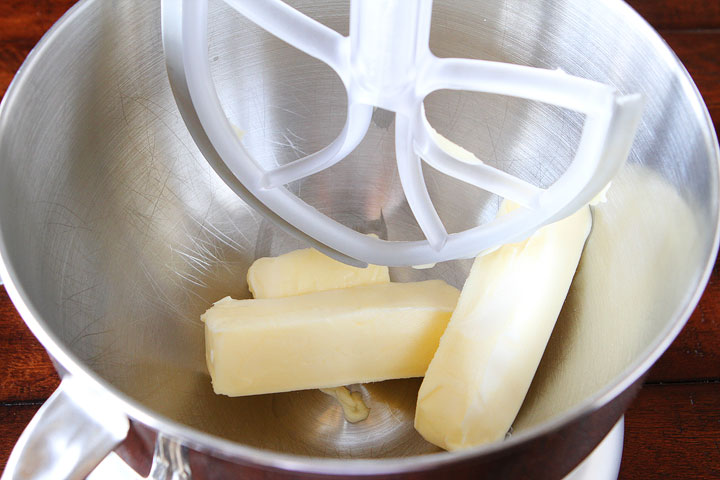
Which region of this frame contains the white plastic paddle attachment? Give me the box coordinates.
[161,0,643,267]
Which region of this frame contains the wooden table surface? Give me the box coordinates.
[1,1,719,478]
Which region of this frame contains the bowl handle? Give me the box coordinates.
[2,375,129,480]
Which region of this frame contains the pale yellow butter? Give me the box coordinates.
[414,204,592,450]
[203,280,459,396]
[247,247,390,298]
[319,387,370,423]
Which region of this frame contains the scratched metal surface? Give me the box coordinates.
[0,0,717,459]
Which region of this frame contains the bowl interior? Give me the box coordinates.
[0,0,717,459]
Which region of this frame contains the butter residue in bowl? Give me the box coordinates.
[320,386,370,423]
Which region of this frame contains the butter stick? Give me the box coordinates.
[203,280,459,396]
[247,247,390,299]
[415,204,592,450]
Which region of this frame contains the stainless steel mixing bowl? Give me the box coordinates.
[1,0,718,478]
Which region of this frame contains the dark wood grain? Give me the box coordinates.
[619,383,720,479]
[0,404,43,473]
[0,1,75,98]
[0,288,60,403]
[662,32,720,109]
[711,105,720,140]
[0,1,77,43]
[660,32,720,146]
[627,0,720,30]
[0,43,32,98]
[647,262,720,382]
